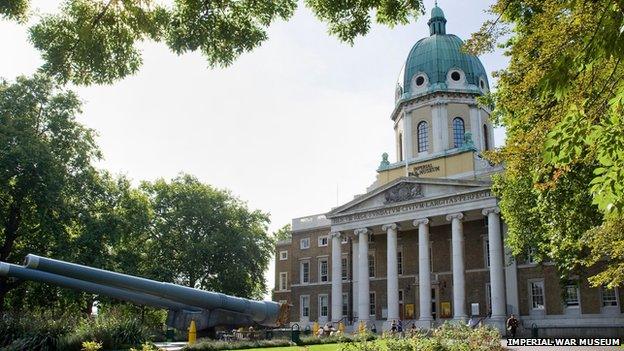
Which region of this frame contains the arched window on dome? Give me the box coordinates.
[417,121,428,153]
[453,117,465,148]
[483,124,489,150]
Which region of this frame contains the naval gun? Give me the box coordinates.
[0,254,290,331]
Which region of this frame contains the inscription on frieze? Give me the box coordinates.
[331,190,492,225]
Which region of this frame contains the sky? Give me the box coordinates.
[0,0,507,300]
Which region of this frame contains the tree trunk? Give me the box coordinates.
[0,199,23,310]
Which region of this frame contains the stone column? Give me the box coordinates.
[414,218,432,328]
[503,222,520,317]
[352,235,359,320]
[469,105,482,151]
[447,212,467,321]
[382,223,400,326]
[432,102,449,152]
[355,228,371,324]
[483,208,506,326]
[331,231,343,323]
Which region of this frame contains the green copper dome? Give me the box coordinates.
[395,4,489,102]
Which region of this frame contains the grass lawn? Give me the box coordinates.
[237,344,341,351]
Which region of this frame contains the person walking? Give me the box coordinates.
[506,314,520,338]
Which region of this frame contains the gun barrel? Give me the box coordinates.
[25,254,281,326]
[0,262,199,311]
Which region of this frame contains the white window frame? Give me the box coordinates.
[318,294,329,318]
[369,291,376,316]
[279,272,288,291]
[342,293,349,318]
[300,260,310,284]
[529,279,545,310]
[279,250,288,261]
[341,255,348,281]
[318,258,329,283]
[300,295,310,319]
[564,284,580,308]
[300,238,310,250]
[601,287,619,307]
[397,246,403,275]
[483,237,490,268]
[318,235,329,247]
[368,253,375,278]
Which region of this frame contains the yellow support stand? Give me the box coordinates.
[312,321,319,336]
[188,320,197,345]
[358,320,366,334]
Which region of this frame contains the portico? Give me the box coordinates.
[327,177,508,330]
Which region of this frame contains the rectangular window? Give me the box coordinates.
[398,290,404,303]
[342,293,349,318]
[484,238,490,267]
[300,238,310,250]
[301,261,310,284]
[341,256,348,281]
[318,236,328,247]
[602,287,618,307]
[279,250,288,260]
[368,253,375,278]
[527,247,536,264]
[530,280,545,310]
[397,248,403,275]
[564,284,579,307]
[301,295,310,318]
[319,259,328,282]
[279,272,288,291]
[369,292,376,316]
[319,295,329,317]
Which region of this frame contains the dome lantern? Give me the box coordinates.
[428,3,447,35]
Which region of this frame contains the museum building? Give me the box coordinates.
[272,5,624,335]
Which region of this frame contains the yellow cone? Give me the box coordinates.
[188,320,197,345]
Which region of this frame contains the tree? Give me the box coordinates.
[140,174,273,299]
[273,224,291,241]
[1,0,424,85]
[466,0,624,287]
[0,74,100,309]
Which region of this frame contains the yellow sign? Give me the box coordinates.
[441,302,452,318]
[405,304,414,319]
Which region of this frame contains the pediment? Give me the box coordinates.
[327,177,490,217]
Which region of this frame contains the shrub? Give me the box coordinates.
[0,312,75,351]
[59,314,147,350]
[81,341,103,351]
[184,338,294,350]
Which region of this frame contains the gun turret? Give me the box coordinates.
[0,255,290,331]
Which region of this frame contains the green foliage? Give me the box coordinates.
[338,323,501,351]
[184,338,294,351]
[0,312,75,351]
[0,0,28,22]
[273,224,292,241]
[466,0,624,287]
[140,174,273,299]
[60,314,147,350]
[3,0,425,85]
[130,342,161,351]
[81,340,102,351]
